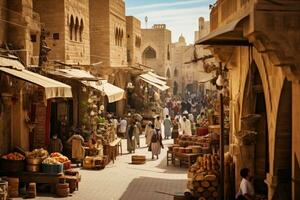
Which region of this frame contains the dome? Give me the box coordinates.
[178,34,186,43]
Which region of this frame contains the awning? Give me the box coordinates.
[0,57,72,99]
[148,72,167,81]
[139,72,169,91]
[195,16,250,46]
[46,68,98,81]
[82,80,124,103]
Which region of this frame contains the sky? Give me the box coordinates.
[125,0,216,44]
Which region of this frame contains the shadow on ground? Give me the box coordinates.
[119,177,186,200]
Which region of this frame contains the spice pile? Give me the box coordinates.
[1,152,25,161]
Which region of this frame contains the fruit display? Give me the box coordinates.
[1,152,25,161]
[42,157,61,165]
[187,154,220,199]
[26,148,48,159]
[50,152,69,163]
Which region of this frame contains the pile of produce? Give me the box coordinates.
[177,135,211,148]
[50,152,69,163]
[26,148,48,159]
[42,157,61,165]
[1,152,25,161]
[187,154,220,199]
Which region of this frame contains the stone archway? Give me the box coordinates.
[272,80,292,200]
[240,61,269,196]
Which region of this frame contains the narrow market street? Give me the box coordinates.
[26,136,187,200]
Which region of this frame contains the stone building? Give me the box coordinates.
[0,0,42,154]
[89,0,128,116]
[197,1,300,199]
[0,0,40,67]
[141,24,172,77]
[170,18,215,97]
[33,0,90,65]
[126,16,142,67]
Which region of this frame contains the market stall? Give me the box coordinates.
[0,148,80,198]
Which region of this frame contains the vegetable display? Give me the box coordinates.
[26,148,48,159]
[1,152,25,161]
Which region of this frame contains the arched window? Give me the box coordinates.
[120,29,123,46]
[79,19,84,42]
[115,27,118,45]
[75,17,79,41]
[143,46,156,59]
[166,68,171,78]
[174,68,178,77]
[69,15,74,40]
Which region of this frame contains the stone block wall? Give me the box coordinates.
[126,16,141,66]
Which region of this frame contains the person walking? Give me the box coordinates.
[172,118,180,140]
[134,121,141,148]
[150,125,164,159]
[236,168,255,200]
[126,121,136,154]
[154,116,162,132]
[163,115,172,139]
[119,117,127,138]
[145,121,153,147]
[181,116,192,136]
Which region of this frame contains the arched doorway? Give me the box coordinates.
[142,46,157,68]
[173,81,178,95]
[241,61,269,196]
[272,80,292,199]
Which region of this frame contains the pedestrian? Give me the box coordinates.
[134,120,141,148]
[154,116,162,132]
[163,115,172,139]
[119,117,127,138]
[181,116,192,136]
[150,125,164,159]
[163,105,169,119]
[172,118,180,140]
[126,121,136,154]
[236,168,255,200]
[145,121,153,147]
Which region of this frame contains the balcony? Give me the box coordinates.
[210,0,252,31]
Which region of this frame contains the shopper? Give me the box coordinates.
[126,121,136,154]
[119,117,127,138]
[145,121,153,147]
[163,115,172,139]
[134,120,141,148]
[154,116,162,132]
[181,116,192,136]
[150,125,164,159]
[172,118,180,140]
[236,168,255,200]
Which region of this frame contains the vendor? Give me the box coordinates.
[48,134,63,153]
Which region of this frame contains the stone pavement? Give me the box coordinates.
[29,136,188,200]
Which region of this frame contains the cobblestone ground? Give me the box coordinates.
[27,136,187,200]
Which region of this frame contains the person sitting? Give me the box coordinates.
[236,168,255,200]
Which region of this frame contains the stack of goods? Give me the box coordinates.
[0,152,25,172]
[25,148,48,172]
[187,154,220,199]
[0,178,8,200]
[50,153,71,170]
[6,178,19,198]
[177,135,211,149]
[131,155,146,165]
[83,156,107,170]
[64,169,81,193]
[56,182,69,197]
[41,153,70,174]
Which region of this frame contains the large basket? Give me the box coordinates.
[0,158,25,172]
[41,163,63,174]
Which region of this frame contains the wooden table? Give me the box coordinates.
[173,152,202,168]
[0,171,62,184]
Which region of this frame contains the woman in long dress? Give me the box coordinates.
[163,115,172,139]
[172,118,180,140]
[150,126,164,159]
[145,121,153,147]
